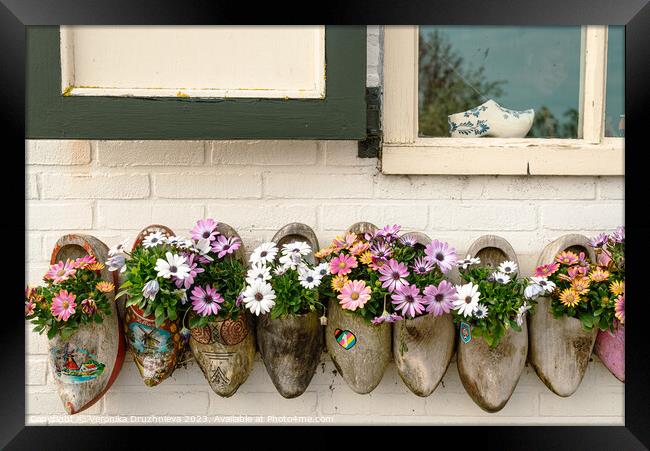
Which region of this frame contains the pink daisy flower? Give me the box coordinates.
[73,255,96,269]
[378,259,410,292]
[412,256,434,274]
[567,265,589,280]
[423,280,456,316]
[391,284,425,318]
[369,256,388,271]
[555,251,579,266]
[51,290,77,322]
[371,312,403,325]
[175,253,205,290]
[424,240,457,274]
[191,218,219,242]
[349,241,370,256]
[370,242,392,260]
[337,280,372,311]
[615,295,625,324]
[377,224,401,240]
[329,253,358,276]
[211,235,241,259]
[25,298,35,317]
[45,260,77,283]
[191,285,224,317]
[534,262,560,277]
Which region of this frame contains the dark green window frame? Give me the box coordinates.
[27,26,366,140]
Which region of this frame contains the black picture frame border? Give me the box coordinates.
[3,0,648,448]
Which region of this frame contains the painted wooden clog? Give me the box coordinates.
[448,99,534,138]
[457,235,526,412]
[393,231,455,397]
[124,225,182,387]
[528,234,598,397]
[594,323,625,382]
[256,223,323,398]
[189,222,255,397]
[325,222,392,394]
[48,234,125,414]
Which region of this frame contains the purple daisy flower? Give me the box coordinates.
[612,226,625,243]
[589,233,609,248]
[423,281,456,317]
[174,253,205,290]
[370,241,392,260]
[378,224,401,238]
[371,312,404,325]
[391,284,425,318]
[191,218,219,242]
[378,259,410,292]
[211,235,242,259]
[399,234,417,247]
[424,240,457,274]
[190,285,224,317]
[412,256,434,274]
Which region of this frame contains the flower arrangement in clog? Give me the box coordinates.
[26,255,115,340]
[242,240,326,318]
[316,224,459,324]
[539,227,624,332]
[453,257,540,347]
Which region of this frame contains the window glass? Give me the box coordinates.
[605,26,624,137]
[418,26,582,138]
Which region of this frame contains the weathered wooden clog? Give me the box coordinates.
[48,234,125,414]
[528,234,598,397]
[594,323,625,382]
[189,222,255,397]
[393,231,455,397]
[325,222,392,394]
[255,223,323,398]
[457,322,528,412]
[457,235,526,412]
[124,225,182,387]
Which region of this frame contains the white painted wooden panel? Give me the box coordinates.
[60,26,325,98]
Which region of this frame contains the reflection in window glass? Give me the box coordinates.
[418,26,581,138]
[605,26,624,137]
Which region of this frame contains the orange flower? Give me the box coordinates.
[570,277,590,295]
[88,262,105,271]
[95,281,115,293]
[331,275,349,292]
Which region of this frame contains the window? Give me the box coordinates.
[27,26,366,140]
[382,26,624,175]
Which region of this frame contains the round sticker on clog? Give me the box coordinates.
[460,322,471,344]
[334,328,357,350]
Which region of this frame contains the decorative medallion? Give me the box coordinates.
[334,328,357,350]
[219,316,248,346]
[50,343,105,384]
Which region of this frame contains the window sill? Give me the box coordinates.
[380,137,624,176]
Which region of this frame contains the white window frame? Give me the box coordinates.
[381,25,624,175]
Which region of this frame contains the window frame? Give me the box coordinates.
[26,26,367,140]
[381,25,624,175]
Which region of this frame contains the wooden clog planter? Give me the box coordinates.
[528,234,598,397]
[393,232,455,397]
[325,222,392,394]
[125,225,182,387]
[256,223,323,398]
[48,234,125,414]
[594,323,625,382]
[189,223,255,397]
[457,235,527,412]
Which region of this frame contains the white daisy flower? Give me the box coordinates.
[299,268,322,289]
[314,262,330,278]
[498,260,518,274]
[453,282,480,317]
[142,231,167,248]
[458,254,481,269]
[167,236,192,249]
[242,280,276,316]
[516,302,532,326]
[273,264,289,276]
[473,303,489,319]
[246,262,272,285]
[524,283,544,299]
[154,252,191,280]
[530,276,556,294]
[108,239,129,256]
[493,272,511,284]
[279,253,302,271]
[249,242,278,265]
[281,241,311,257]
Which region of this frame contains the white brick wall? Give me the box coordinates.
[23,27,624,425]
[25,138,624,425]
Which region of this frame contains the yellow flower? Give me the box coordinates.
[331,275,349,292]
[609,280,624,296]
[570,277,590,295]
[95,281,115,293]
[359,251,373,265]
[589,268,610,283]
[559,289,581,308]
[88,262,105,271]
